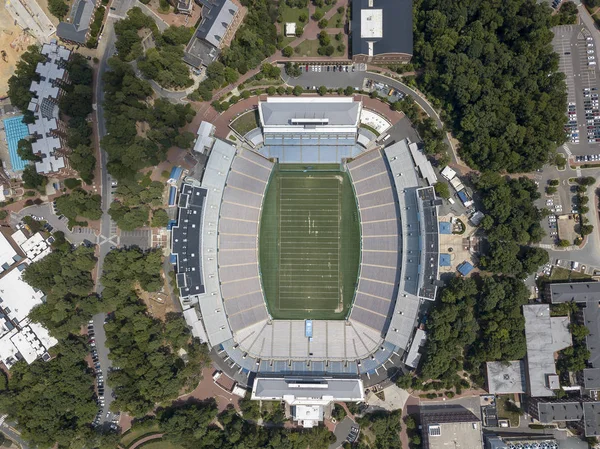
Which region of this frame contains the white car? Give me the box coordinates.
[591,62,597,66]
[589,50,595,54]
[589,56,596,60]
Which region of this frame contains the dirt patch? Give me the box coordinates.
[0,8,37,98]
[136,121,151,138]
[134,280,177,321]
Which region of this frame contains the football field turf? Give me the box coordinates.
[259,166,360,320]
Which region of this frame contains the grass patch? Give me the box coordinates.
[259,165,360,320]
[120,424,161,447]
[496,396,521,427]
[359,124,380,136]
[294,39,344,57]
[315,2,335,17]
[281,36,296,47]
[138,440,184,449]
[231,110,260,136]
[329,9,345,28]
[280,5,308,24]
[550,266,592,281]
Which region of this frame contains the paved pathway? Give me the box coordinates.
[128,433,164,449]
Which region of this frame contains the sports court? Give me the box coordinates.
[259,165,360,320]
[3,116,29,171]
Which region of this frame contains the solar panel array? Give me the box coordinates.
[347,150,400,333]
[218,149,274,333]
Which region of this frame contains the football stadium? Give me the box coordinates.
[171,97,441,425]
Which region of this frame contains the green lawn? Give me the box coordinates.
[294,39,345,57]
[120,424,161,447]
[259,166,360,320]
[329,8,346,28]
[496,396,521,427]
[315,2,335,17]
[280,5,308,24]
[550,267,592,281]
[230,110,260,136]
[138,439,184,449]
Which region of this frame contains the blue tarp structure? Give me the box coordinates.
[457,190,468,204]
[458,261,474,276]
[440,254,451,266]
[169,254,177,264]
[439,222,451,234]
[169,166,183,181]
[305,320,313,338]
[167,219,177,230]
[168,186,177,206]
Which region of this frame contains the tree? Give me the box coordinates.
[317,86,327,96]
[282,46,294,57]
[413,0,568,173]
[558,239,571,247]
[55,189,102,222]
[299,12,308,22]
[336,32,343,41]
[151,208,170,227]
[312,10,323,20]
[434,182,451,199]
[546,186,557,195]
[293,85,304,96]
[16,139,40,161]
[318,31,330,46]
[22,165,47,190]
[8,46,45,111]
[581,224,594,236]
[344,86,354,96]
[318,18,328,28]
[48,0,69,19]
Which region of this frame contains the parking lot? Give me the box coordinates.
[554,25,600,153]
[120,229,152,249]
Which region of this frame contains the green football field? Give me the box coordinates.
[259,165,360,320]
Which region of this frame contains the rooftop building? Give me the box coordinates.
[0,233,21,273]
[252,377,364,427]
[486,360,526,394]
[548,282,600,390]
[56,0,95,44]
[420,405,482,449]
[530,399,600,437]
[351,0,413,64]
[523,304,572,397]
[4,0,56,42]
[256,97,364,163]
[183,0,241,68]
[484,434,557,449]
[27,40,70,174]
[12,231,51,263]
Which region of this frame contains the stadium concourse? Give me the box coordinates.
[170,97,441,426]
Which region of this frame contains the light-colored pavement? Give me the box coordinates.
[0,420,29,449]
[364,385,410,411]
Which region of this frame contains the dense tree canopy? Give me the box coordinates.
[153,402,335,449]
[474,172,548,277]
[109,175,165,230]
[55,188,102,223]
[101,57,195,180]
[7,46,45,112]
[0,338,98,448]
[24,245,99,339]
[413,0,567,172]
[420,276,528,384]
[101,248,210,415]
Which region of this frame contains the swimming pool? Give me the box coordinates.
[3,116,29,171]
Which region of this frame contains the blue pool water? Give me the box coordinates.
[3,116,29,171]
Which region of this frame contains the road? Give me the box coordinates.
[0,419,29,449]
[283,69,458,164]
[92,0,137,427]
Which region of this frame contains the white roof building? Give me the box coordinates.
[0,265,45,323]
[0,233,21,272]
[27,40,70,174]
[285,22,296,37]
[441,166,456,181]
[12,231,51,263]
[193,121,216,154]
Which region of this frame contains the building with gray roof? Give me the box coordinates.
[56,0,95,44]
[183,0,241,68]
[27,41,69,174]
[523,305,572,397]
[351,0,413,64]
[548,282,600,390]
[486,360,526,394]
[530,399,600,437]
[420,405,482,449]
